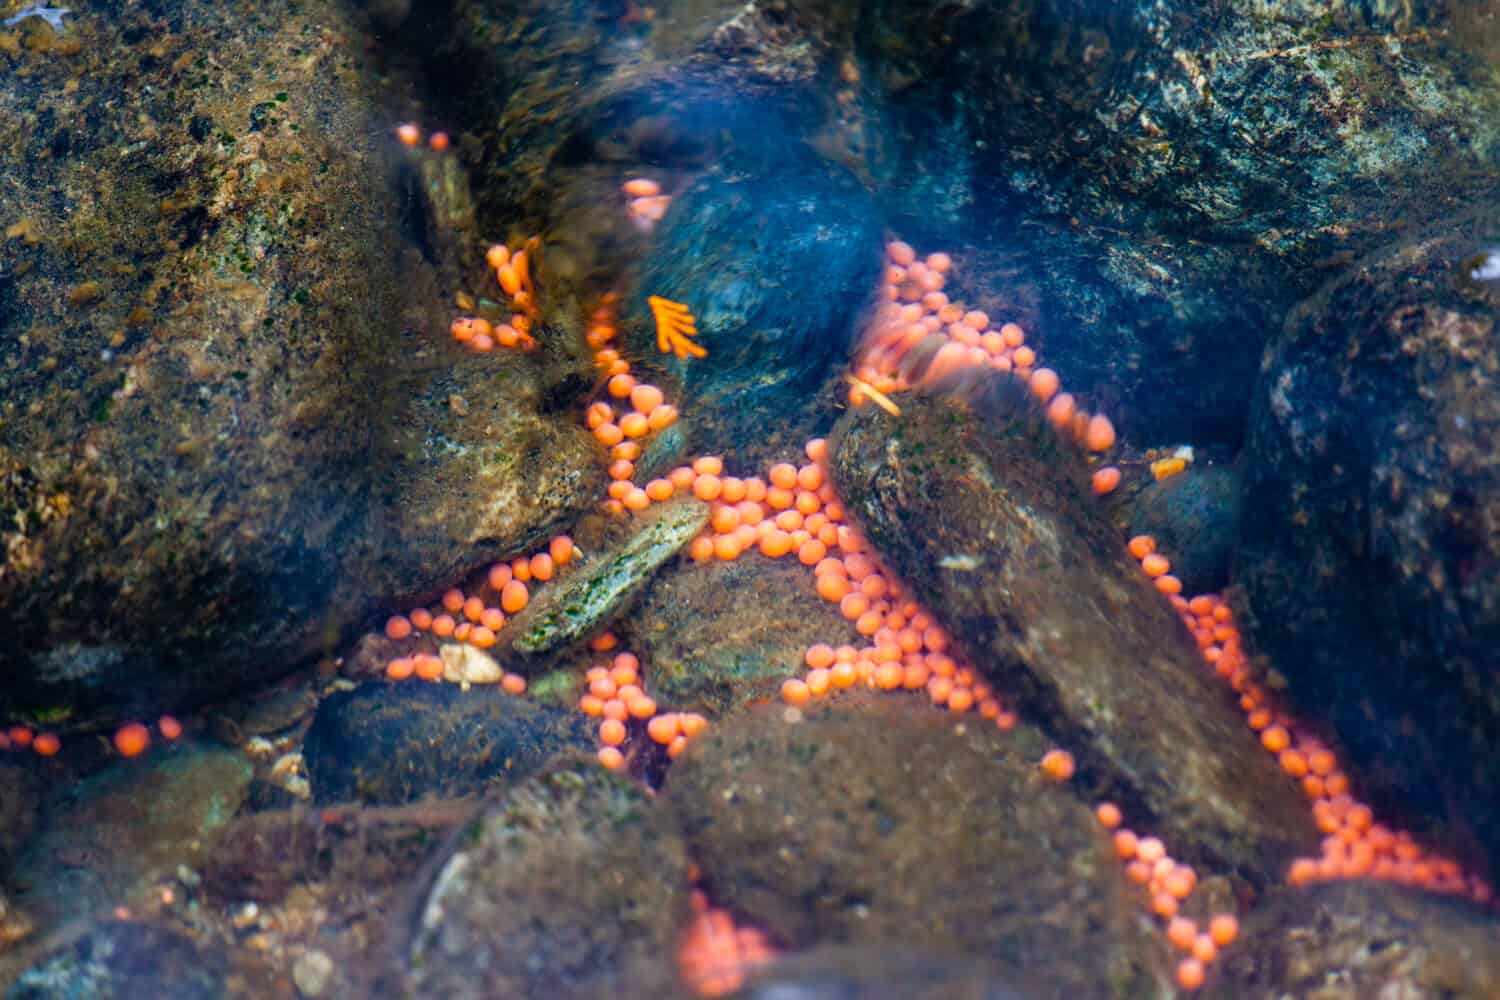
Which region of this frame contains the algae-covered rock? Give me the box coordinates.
[12,744,251,929]
[510,496,711,655]
[1213,881,1500,998]
[0,0,598,728]
[6,921,226,1000]
[1239,211,1500,874]
[403,763,691,1000]
[666,694,1173,997]
[630,551,858,717]
[302,680,594,805]
[829,381,1314,884]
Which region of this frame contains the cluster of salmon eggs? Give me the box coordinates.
[562,249,1221,988]
[622,177,671,232]
[1091,795,1241,990]
[0,724,61,757]
[1125,537,1493,906]
[677,886,775,997]
[412,225,1492,994]
[379,535,578,690]
[852,241,1121,495]
[587,296,683,513]
[448,241,541,353]
[577,631,709,770]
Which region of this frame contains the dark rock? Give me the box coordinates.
[439,0,835,236]
[302,680,594,805]
[1213,881,1500,998]
[665,695,1172,997]
[741,945,1031,1000]
[11,743,251,930]
[6,921,226,1000]
[0,763,41,873]
[1124,463,1242,595]
[0,0,599,729]
[620,152,884,464]
[829,380,1314,884]
[630,549,858,718]
[1239,210,1500,875]
[402,763,690,1000]
[852,0,1500,444]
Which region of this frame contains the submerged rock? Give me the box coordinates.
[302,681,594,805]
[0,0,597,728]
[621,151,884,464]
[6,921,226,1000]
[666,695,1172,996]
[1240,209,1500,874]
[829,382,1313,884]
[1213,881,1500,998]
[403,763,690,1000]
[851,0,1500,444]
[11,744,251,929]
[202,797,472,923]
[1124,463,1242,596]
[630,551,857,718]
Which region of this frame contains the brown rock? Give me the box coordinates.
[829,381,1315,885]
[666,694,1173,997]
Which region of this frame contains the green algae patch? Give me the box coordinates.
[511,497,710,655]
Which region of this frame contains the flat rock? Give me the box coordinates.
[510,497,710,655]
[829,381,1314,884]
[665,694,1172,997]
